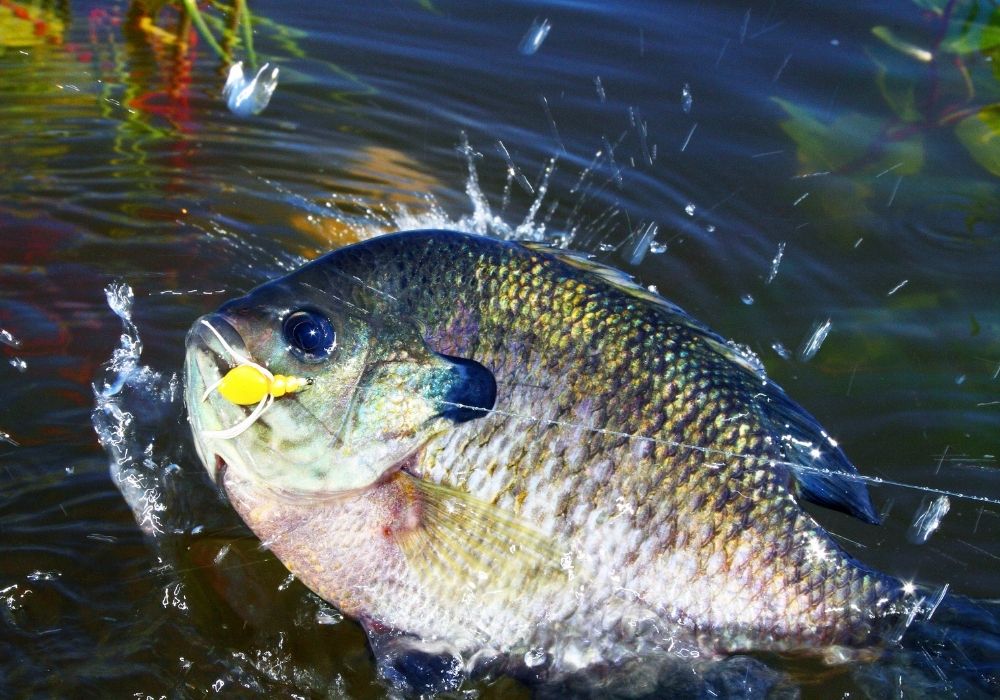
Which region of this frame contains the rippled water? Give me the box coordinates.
[2,0,999,697]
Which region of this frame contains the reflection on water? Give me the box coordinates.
[1,0,999,697]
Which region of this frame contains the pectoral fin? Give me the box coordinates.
[393,475,568,601]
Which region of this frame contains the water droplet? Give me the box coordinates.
[955,374,966,385]
[27,571,60,582]
[705,224,716,233]
[681,83,693,113]
[523,648,547,668]
[741,294,754,305]
[0,329,21,348]
[684,202,696,216]
[625,222,658,266]
[798,318,832,362]
[908,496,950,544]
[771,342,791,360]
[649,240,667,255]
[223,62,280,116]
[316,609,343,625]
[519,18,551,55]
[9,357,27,372]
[887,279,909,296]
[766,241,786,284]
[213,544,231,565]
[594,76,606,103]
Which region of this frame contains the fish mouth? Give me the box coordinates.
[184,313,275,487]
[210,444,425,499]
[186,312,437,496]
[185,314,253,425]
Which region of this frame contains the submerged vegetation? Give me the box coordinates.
[775,0,1000,233]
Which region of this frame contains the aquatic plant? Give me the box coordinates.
[774,0,1000,229]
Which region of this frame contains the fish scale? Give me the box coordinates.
[186,229,913,679]
[361,233,903,647]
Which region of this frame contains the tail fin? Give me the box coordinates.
[854,593,1000,696]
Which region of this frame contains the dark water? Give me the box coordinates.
[1,0,999,697]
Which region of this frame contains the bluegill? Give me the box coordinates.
[183,230,913,680]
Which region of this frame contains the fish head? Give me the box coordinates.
[183,263,496,497]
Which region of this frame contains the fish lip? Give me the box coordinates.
[185,313,266,435]
[208,444,427,500]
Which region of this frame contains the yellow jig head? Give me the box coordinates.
[196,318,311,440]
[216,365,310,405]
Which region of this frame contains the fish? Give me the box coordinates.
[183,229,917,687]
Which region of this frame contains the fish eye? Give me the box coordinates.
[282,309,336,363]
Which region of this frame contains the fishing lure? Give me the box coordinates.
[214,365,310,406]
[198,319,310,440]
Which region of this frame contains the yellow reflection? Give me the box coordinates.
[0,1,65,49]
[289,146,444,253]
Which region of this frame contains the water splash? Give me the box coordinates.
[230,139,1000,522]
[394,133,557,244]
[91,282,179,537]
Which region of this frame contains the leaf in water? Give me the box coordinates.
[773,99,880,172]
[882,129,925,175]
[911,0,950,15]
[871,26,933,62]
[941,5,1000,55]
[773,99,924,176]
[955,104,1000,177]
[871,52,922,123]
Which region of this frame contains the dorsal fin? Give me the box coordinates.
[520,242,693,318]
[523,241,879,525]
[523,243,768,378]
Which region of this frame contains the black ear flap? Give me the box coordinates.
[436,354,497,424]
